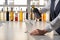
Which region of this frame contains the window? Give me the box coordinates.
[0,0,5,5]
[14,0,27,5]
[7,0,27,12]
[30,0,45,5]
[8,0,14,5]
[30,1,39,5]
[39,0,44,5]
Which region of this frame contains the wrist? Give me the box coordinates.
[39,30,48,35]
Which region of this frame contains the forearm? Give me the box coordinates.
[45,13,60,32]
[50,13,60,30]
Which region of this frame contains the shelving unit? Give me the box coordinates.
[0,0,49,21]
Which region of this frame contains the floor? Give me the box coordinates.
[0,21,60,40]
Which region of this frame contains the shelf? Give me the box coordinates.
[0,5,45,7]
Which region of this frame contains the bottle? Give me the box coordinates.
[26,9,28,20]
[43,12,46,22]
[30,9,33,20]
[43,4,46,22]
[31,5,35,20]
[10,8,14,21]
[19,8,23,22]
[15,8,18,21]
[0,8,4,21]
[6,7,9,21]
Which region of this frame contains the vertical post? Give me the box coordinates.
[27,0,30,40]
[5,0,8,5]
[5,0,8,40]
[27,0,30,20]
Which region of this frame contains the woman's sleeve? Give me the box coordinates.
[45,13,60,32]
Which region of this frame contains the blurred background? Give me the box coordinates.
[0,0,59,40]
[0,0,50,22]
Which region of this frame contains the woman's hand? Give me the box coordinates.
[30,29,47,36]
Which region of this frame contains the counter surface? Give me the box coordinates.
[0,21,59,40]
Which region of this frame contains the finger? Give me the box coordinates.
[30,31,35,34]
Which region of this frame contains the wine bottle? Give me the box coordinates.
[15,8,18,21]
[30,9,33,20]
[26,9,28,20]
[6,7,9,21]
[19,8,23,22]
[10,8,14,21]
[31,5,35,20]
[43,13,46,22]
[0,8,4,21]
